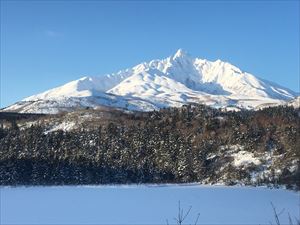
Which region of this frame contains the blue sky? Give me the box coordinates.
[1,1,299,108]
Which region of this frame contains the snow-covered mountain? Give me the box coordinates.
[3,49,298,114]
[287,96,300,108]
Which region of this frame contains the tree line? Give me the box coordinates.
[0,105,299,188]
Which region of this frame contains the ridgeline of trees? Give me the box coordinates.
[0,105,299,188]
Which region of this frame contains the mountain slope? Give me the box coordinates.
[3,49,297,113]
[1,104,299,188]
[287,96,300,108]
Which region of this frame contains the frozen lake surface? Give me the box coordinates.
[1,184,299,224]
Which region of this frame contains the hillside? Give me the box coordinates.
[0,104,299,189]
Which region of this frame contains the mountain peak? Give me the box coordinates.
[172,48,189,60]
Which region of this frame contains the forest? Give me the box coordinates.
[0,104,299,189]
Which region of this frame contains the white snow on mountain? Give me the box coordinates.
[287,96,300,108]
[3,49,298,113]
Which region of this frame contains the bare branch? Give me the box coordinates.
[288,213,293,225]
[167,201,200,225]
[271,202,284,225]
[182,206,192,222]
[194,213,200,225]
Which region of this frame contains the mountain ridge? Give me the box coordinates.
[3,49,298,114]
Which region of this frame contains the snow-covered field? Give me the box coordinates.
[0,185,299,224]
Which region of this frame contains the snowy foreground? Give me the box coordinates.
[1,184,299,224]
